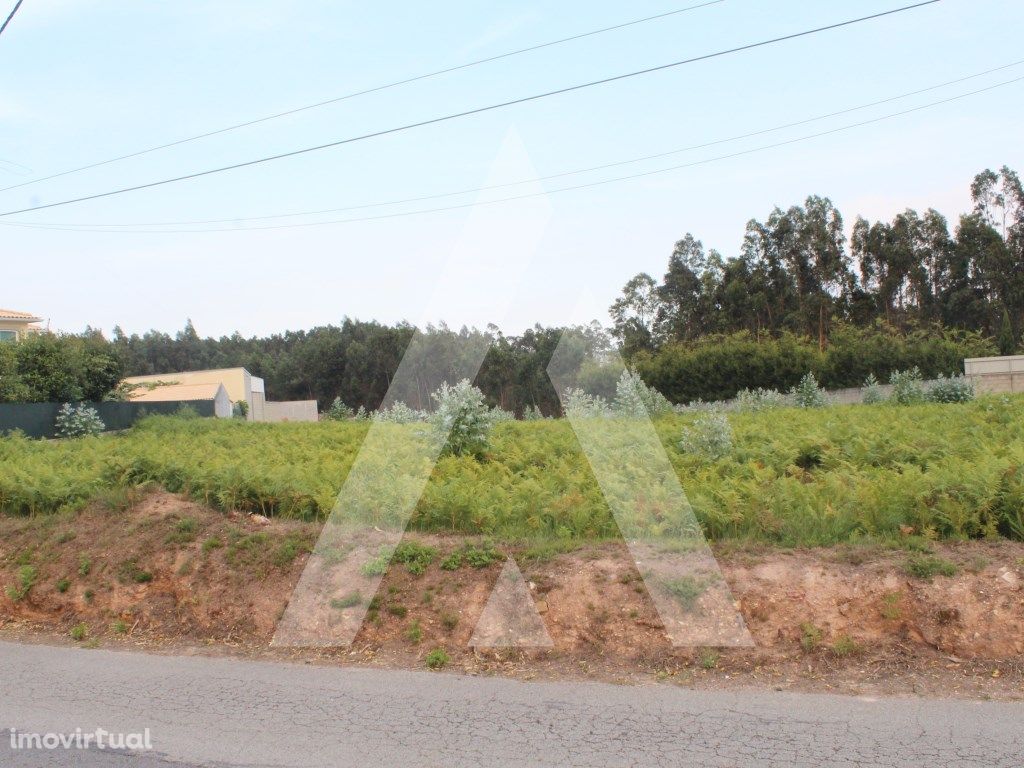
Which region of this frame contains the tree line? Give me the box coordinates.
[610,167,1023,358]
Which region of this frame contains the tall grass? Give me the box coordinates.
[2,396,1023,546]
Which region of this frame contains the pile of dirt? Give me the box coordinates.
[2,491,1022,696]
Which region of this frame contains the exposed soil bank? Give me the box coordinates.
[2,491,1022,699]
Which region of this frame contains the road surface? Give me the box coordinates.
[0,640,1021,767]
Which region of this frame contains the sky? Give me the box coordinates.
[1,0,1022,339]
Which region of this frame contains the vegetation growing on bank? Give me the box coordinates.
[2,394,1022,547]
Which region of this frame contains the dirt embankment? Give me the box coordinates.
[2,491,1022,698]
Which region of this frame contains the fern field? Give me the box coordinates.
[2,396,1023,546]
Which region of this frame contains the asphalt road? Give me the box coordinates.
[1,640,1021,767]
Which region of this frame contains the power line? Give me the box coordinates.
[0,0,941,218]
[0,0,725,193]
[7,75,1017,235]
[19,59,1022,229]
[0,0,25,37]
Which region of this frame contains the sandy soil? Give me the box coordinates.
[2,491,1022,700]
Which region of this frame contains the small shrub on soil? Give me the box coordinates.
[55,531,77,545]
[330,592,362,610]
[360,548,392,577]
[111,619,128,634]
[77,555,91,577]
[70,623,87,641]
[831,634,861,657]
[439,552,462,571]
[56,577,71,593]
[117,560,152,584]
[662,575,711,612]
[273,533,311,568]
[425,648,450,670]
[202,537,223,554]
[441,612,459,631]
[405,620,423,644]
[83,589,94,602]
[880,592,902,620]
[800,622,823,652]
[225,532,271,568]
[6,565,37,601]
[698,648,719,670]
[387,604,407,618]
[166,517,198,545]
[463,543,501,568]
[392,541,437,576]
[904,555,957,580]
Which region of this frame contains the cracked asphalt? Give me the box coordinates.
[0,640,1021,767]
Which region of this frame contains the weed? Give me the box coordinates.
[439,552,462,571]
[56,577,71,594]
[698,648,719,670]
[111,619,128,634]
[425,648,450,670]
[273,533,311,568]
[904,555,957,580]
[405,620,423,644]
[77,555,92,577]
[330,592,362,610]
[800,622,823,652]
[166,517,198,545]
[6,565,38,601]
[387,604,408,618]
[463,543,501,568]
[831,634,861,657]
[441,612,459,631]
[661,574,712,612]
[202,536,223,554]
[116,560,153,584]
[55,531,77,545]
[392,541,437,576]
[83,589,94,602]
[880,592,902,620]
[966,555,990,574]
[368,596,381,611]
[360,548,392,577]
[70,623,88,641]
[225,532,271,568]
[519,540,578,563]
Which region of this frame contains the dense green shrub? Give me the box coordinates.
[1,333,123,404]
[633,323,994,404]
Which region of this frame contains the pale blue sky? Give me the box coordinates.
[1,0,1022,337]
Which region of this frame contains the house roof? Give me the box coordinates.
[0,308,43,322]
[128,382,226,403]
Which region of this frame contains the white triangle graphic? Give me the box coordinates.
[468,558,553,648]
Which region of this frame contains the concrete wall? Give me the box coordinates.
[964,355,1024,394]
[263,400,319,423]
